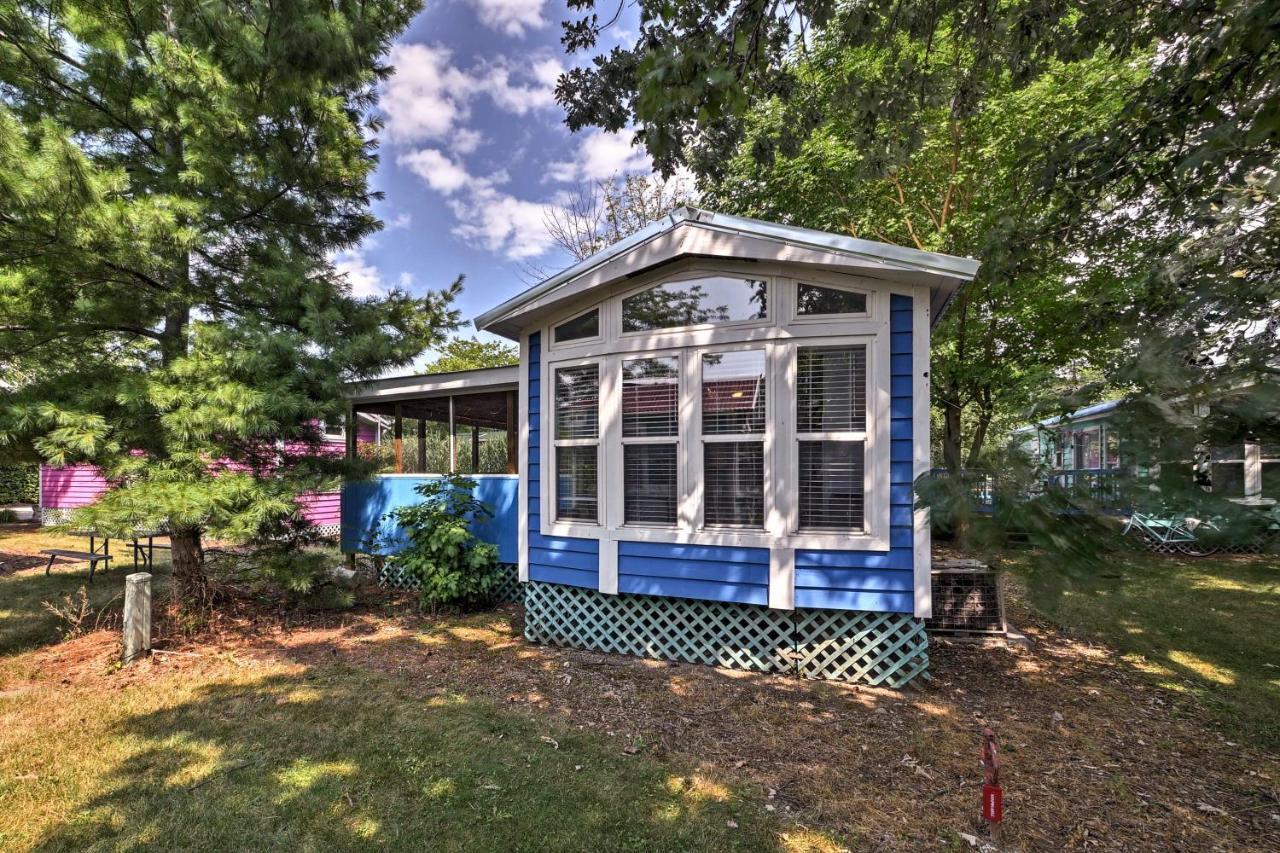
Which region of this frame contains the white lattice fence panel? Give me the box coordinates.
[378,562,521,604]
[523,582,794,673]
[791,609,930,687]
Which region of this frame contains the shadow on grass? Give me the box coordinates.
[1016,549,1280,748]
[29,662,803,852]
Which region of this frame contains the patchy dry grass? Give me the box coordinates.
[1010,549,1280,750]
[2,525,1279,851]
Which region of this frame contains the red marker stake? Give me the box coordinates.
[981,727,1003,840]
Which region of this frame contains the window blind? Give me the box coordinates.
[624,444,678,524]
[797,345,866,433]
[556,445,598,521]
[702,350,766,434]
[622,357,678,437]
[555,364,599,440]
[798,441,864,531]
[703,442,764,527]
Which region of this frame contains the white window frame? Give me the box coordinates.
[548,358,603,529]
[537,267,897,552]
[790,277,874,325]
[550,305,604,349]
[790,340,873,535]
[618,351,683,529]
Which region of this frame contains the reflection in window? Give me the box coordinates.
[553,308,599,343]
[701,350,766,434]
[796,283,868,316]
[622,357,678,437]
[622,276,767,332]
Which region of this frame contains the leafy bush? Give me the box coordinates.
[0,464,38,504]
[375,475,501,611]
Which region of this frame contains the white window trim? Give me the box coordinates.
[617,352,683,529]
[788,275,875,325]
[617,269,775,341]
[549,305,604,350]
[788,339,874,536]
[547,359,604,529]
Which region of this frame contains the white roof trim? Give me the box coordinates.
[474,207,980,338]
[346,365,518,404]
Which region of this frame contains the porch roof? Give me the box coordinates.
[473,207,981,340]
[346,365,518,405]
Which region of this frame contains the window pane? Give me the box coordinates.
[1210,462,1245,496]
[797,346,866,433]
[1262,461,1279,500]
[799,441,864,531]
[622,357,678,437]
[553,309,599,343]
[622,276,768,332]
[556,446,598,522]
[624,444,678,525]
[703,442,764,527]
[555,365,599,440]
[796,283,867,316]
[702,350,766,435]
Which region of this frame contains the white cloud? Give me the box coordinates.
[482,57,562,114]
[549,128,651,183]
[464,0,548,37]
[381,44,561,147]
[386,212,412,230]
[398,149,473,195]
[333,247,387,297]
[382,44,476,145]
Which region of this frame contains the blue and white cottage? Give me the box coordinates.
[343,208,979,686]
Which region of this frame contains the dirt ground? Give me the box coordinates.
[16,579,1276,853]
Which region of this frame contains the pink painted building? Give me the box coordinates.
[38,427,354,536]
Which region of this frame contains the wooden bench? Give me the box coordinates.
[41,549,112,582]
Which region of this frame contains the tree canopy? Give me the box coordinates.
[0,0,455,598]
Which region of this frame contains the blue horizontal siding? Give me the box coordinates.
[795,567,913,591]
[796,548,912,570]
[795,588,912,612]
[529,565,597,588]
[619,575,768,606]
[618,540,768,564]
[619,556,769,585]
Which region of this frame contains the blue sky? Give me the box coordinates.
[334,0,647,350]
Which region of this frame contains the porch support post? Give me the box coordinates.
[448,396,456,474]
[471,420,480,472]
[393,402,403,474]
[506,390,517,474]
[1245,440,1262,499]
[417,417,426,475]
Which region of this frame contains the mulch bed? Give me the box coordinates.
[0,551,47,577]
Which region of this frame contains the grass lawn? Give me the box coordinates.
[3,523,1279,850]
[1010,548,1280,750]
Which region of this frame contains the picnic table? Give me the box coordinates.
[41,529,171,582]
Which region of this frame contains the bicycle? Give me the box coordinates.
[1122,510,1221,556]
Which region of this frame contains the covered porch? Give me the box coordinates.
[341,366,520,562]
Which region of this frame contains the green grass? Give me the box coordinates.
[0,526,826,851]
[1012,549,1280,749]
[0,524,170,656]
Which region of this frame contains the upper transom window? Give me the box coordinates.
[553,308,600,343]
[622,276,768,333]
[796,283,868,316]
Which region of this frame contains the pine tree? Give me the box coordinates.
[0,0,456,601]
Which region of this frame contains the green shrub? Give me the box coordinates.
[0,508,19,523]
[377,475,501,611]
[0,464,38,504]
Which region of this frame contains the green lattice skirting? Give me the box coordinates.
[378,562,523,605]
[523,581,930,688]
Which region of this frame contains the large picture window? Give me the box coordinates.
[702,350,766,527]
[796,344,867,532]
[621,357,679,525]
[554,364,600,522]
[622,276,768,333]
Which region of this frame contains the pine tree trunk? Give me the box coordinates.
[169,526,207,605]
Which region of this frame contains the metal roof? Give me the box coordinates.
[474,207,980,339]
[346,365,518,405]
[1012,399,1123,433]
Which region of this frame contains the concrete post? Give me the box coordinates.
[123,572,152,663]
